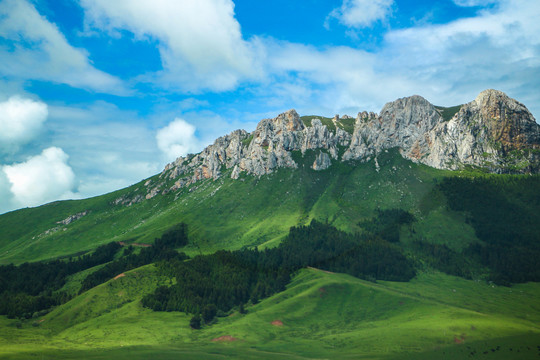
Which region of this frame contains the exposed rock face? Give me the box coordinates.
[423,90,540,172]
[345,95,441,162]
[132,89,539,203]
[312,151,332,170]
[150,110,354,198]
[343,90,539,173]
[56,211,88,225]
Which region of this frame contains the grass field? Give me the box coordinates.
[1,268,539,359]
[0,149,458,265]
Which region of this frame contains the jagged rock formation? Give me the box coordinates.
[423,90,540,172]
[136,90,539,202]
[312,151,332,171]
[153,111,353,197]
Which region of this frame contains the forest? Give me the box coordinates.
[0,241,121,318]
[142,220,415,326]
[438,175,540,284]
[0,223,189,319]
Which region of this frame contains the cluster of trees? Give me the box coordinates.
[411,241,475,279]
[143,220,415,326]
[0,222,189,319]
[276,220,415,281]
[358,209,416,243]
[142,249,289,318]
[80,223,189,293]
[0,242,121,318]
[439,175,540,284]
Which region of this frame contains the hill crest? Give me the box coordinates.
[140,90,539,203]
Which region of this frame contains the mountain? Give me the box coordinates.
[1,90,539,360]
[139,89,539,205]
[1,89,539,263]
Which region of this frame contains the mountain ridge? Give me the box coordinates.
[139,89,539,204]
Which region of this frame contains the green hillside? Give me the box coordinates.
[1,148,540,359]
[1,267,539,359]
[0,149,452,265]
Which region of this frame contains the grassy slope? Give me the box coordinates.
[1,268,539,359]
[1,148,539,358]
[0,149,470,264]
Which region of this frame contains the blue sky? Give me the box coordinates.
[0,0,539,214]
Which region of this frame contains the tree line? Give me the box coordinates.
[79,223,189,293]
[0,222,189,319]
[142,220,415,326]
[438,175,540,284]
[0,241,121,318]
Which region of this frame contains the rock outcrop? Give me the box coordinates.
[56,211,88,225]
[422,90,540,172]
[135,90,539,202]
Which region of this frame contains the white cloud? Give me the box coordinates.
[262,0,540,118]
[0,0,125,94]
[453,0,499,7]
[47,102,162,198]
[0,96,48,152]
[0,170,14,214]
[2,147,76,208]
[156,118,199,161]
[328,0,394,28]
[379,0,540,107]
[81,0,262,92]
[262,40,417,115]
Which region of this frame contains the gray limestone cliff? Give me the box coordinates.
[139,89,539,200]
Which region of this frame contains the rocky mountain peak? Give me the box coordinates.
[270,109,304,132]
[423,90,539,172]
[466,89,540,151]
[474,88,509,107]
[134,90,539,204]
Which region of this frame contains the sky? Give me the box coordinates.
[0,0,539,214]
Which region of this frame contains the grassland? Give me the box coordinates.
[0,149,464,265]
[1,268,539,359]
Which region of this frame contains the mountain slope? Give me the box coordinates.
[0,149,450,264]
[1,90,539,265]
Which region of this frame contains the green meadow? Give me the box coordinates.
[1,267,539,359]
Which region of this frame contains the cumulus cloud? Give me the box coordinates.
[328,0,394,28]
[156,118,199,161]
[0,0,125,94]
[379,0,540,106]
[0,96,48,153]
[2,147,76,209]
[81,0,262,92]
[263,0,540,117]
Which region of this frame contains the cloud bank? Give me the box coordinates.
[0,96,48,153]
[0,0,125,93]
[2,147,76,210]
